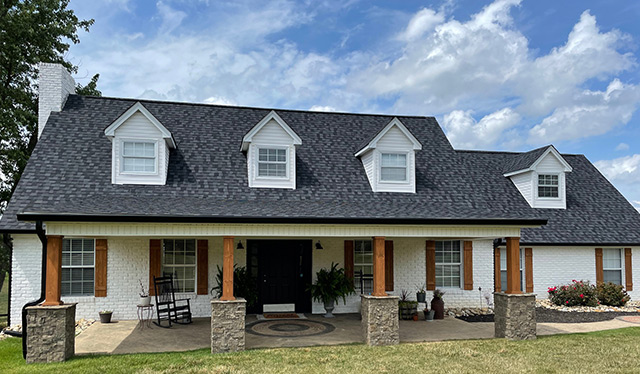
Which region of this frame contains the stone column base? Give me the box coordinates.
[211,298,246,353]
[26,303,76,363]
[361,295,399,346]
[494,292,536,340]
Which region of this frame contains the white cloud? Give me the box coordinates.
[594,154,640,184]
[203,96,237,106]
[443,107,521,149]
[398,8,445,41]
[309,105,336,112]
[616,143,630,151]
[156,1,187,35]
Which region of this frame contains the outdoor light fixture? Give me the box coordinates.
[236,240,244,250]
[315,241,324,250]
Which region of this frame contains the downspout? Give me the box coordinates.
[3,234,13,327]
[20,221,47,359]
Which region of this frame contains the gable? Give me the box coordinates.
[533,152,567,173]
[250,119,294,145]
[376,126,415,150]
[355,118,422,157]
[104,102,175,148]
[115,112,164,138]
[241,110,301,151]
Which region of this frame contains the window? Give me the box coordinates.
[538,174,559,198]
[603,248,622,285]
[500,248,524,292]
[435,241,462,288]
[162,239,197,293]
[61,239,95,296]
[380,153,407,182]
[257,148,287,178]
[122,141,156,173]
[354,240,373,294]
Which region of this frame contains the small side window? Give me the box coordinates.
[538,174,558,198]
[380,153,407,182]
[257,148,288,178]
[122,141,156,173]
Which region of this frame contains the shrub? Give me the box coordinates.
[596,282,630,306]
[548,280,597,307]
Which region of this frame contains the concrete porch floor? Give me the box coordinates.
[75,314,639,355]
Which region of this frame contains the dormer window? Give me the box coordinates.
[122,141,157,173]
[258,148,288,178]
[537,174,558,198]
[380,153,408,182]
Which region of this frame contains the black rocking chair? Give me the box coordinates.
[153,275,193,328]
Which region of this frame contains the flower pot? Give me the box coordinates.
[425,309,435,321]
[412,314,419,321]
[416,292,426,303]
[139,296,151,306]
[431,298,445,320]
[323,300,335,318]
[99,312,112,324]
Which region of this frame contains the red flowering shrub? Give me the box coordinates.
[548,280,597,307]
[596,282,630,306]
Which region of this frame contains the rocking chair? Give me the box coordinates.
[153,275,193,328]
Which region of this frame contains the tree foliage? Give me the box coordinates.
[0,0,94,213]
[76,73,101,96]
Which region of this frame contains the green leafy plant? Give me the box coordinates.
[433,289,445,300]
[548,280,598,307]
[211,265,258,307]
[416,283,426,295]
[99,310,112,314]
[308,262,355,304]
[596,282,630,306]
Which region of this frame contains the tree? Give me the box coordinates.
[76,73,102,96]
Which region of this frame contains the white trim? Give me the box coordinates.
[104,102,176,148]
[119,139,159,175]
[241,111,302,152]
[355,118,422,157]
[503,146,572,177]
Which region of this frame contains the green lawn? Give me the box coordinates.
[0,273,8,328]
[1,327,640,373]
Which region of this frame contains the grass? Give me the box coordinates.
[0,273,8,328]
[1,327,640,374]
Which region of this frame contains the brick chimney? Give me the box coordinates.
[38,63,76,138]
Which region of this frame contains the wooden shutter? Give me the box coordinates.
[463,241,473,290]
[494,247,501,292]
[384,240,394,291]
[625,248,633,291]
[344,240,354,279]
[95,239,108,297]
[149,239,162,296]
[525,247,533,293]
[426,240,436,290]
[197,240,209,295]
[595,248,603,285]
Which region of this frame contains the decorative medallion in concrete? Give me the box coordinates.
[246,319,335,337]
[617,316,640,324]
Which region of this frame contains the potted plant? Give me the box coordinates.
[416,283,427,303]
[139,279,151,306]
[398,290,418,320]
[424,307,435,321]
[99,310,113,323]
[308,262,355,318]
[431,289,445,320]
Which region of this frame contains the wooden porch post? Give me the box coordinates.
[43,235,64,306]
[505,237,521,294]
[372,236,386,296]
[220,236,235,301]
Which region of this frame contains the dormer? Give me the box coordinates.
[104,102,176,185]
[355,118,422,193]
[242,111,302,189]
[503,145,572,209]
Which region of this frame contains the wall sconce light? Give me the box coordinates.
[236,240,244,250]
[315,241,324,250]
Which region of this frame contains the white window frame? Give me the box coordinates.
[353,240,373,294]
[435,240,463,289]
[537,173,560,199]
[379,152,409,183]
[161,239,198,294]
[256,146,289,179]
[500,247,525,292]
[120,139,159,175]
[603,248,623,285]
[61,238,95,297]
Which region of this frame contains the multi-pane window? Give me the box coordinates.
[435,241,462,288]
[122,141,156,173]
[354,240,373,294]
[538,174,559,198]
[257,148,287,177]
[603,248,622,285]
[380,153,407,182]
[162,239,197,293]
[500,248,524,292]
[61,239,95,296]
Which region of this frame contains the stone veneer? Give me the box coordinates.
[211,298,246,353]
[494,292,536,340]
[26,304,76,363]
[361,295,399,346]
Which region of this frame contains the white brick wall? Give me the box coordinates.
[10,235,42,324]
[38,63,75,138]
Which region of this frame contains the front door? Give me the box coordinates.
[247,240,312,313]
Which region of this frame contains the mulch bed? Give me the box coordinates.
[456,307,640,323]
[263,313,300,319]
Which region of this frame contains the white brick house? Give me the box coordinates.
[2,63,639,324]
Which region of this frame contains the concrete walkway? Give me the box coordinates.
[75,314,639,355]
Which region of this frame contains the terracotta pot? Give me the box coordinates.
[431,298,445,319]
[412,314,419,321]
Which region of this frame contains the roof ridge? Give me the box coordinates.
[456,149,584,157]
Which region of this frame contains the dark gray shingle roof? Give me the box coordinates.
[502,145,551,174]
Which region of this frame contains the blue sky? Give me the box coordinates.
[67,0,640,209]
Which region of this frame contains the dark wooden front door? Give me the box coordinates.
[247,240,312,313]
